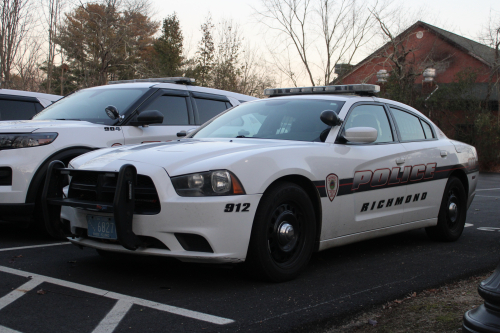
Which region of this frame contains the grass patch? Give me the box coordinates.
[326,274,489,333]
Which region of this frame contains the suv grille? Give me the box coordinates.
[68,171,160,214]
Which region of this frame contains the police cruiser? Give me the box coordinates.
[0,77,256,234]
[43,84,478,281]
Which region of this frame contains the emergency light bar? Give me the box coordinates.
[264,84,380,97]
[108,77,195,85]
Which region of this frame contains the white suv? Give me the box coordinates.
[0,77,256,234]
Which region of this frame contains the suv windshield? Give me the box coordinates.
[33,88,148,124]
[192,99,345,142]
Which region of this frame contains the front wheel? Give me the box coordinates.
[426,176,467,242]
[245,182,316,282]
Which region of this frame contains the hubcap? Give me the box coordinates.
[278,222,295,246]
[448,202,458,222]
[267,203,304,265]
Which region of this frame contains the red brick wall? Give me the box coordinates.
[341,24,491,85]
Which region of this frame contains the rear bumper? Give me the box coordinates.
[0,203,34,223]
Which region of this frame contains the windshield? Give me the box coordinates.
[192,99,345,142]
[33,88,148,124]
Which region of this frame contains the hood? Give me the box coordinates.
[0,120,102,133]
[73,139,310,176]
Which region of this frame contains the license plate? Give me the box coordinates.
[87,215,117,240]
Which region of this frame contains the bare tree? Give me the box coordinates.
[0,0,36,88]
[11,36,44,91]
[41,0,65,93]
[256,0,377,86]
[237,43,276,97]
[480,13,500,114]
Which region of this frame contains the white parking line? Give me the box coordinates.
[476,188,500,192]
[0,325,22,333]
[0,265,233,325]
[0,243,70,252]
[92,300,133,333]
[0,279,42,311]
[465,223,473,227]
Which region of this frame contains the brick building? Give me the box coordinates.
[338,21,498,104]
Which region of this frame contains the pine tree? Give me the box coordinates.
[154,13,183,76]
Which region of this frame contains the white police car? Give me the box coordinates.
[0,78,256,233]
[44,84,478,281]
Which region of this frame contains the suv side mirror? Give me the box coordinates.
[344,127,378,143]
[105,105,119,120]
[320,110,342,126]
[131,110,164,126]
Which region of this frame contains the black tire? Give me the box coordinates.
[245,182,316,282]
[426,176,467,242]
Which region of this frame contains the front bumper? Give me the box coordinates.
[46,161,262,263]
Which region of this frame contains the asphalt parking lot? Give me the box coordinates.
[1,173,499,333]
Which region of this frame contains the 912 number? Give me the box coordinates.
[224,203,250,212]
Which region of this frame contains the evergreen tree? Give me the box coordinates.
[154,13,183,76]
[196,16,215,86]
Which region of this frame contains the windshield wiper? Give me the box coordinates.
[236,135,262,138]
[56,118,81,121]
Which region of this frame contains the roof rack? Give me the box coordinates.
[264,84,380,97]
[108,77,195,85]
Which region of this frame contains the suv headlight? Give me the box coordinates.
[171,170,246,197]
[0,133,58,149]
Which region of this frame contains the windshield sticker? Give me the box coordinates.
[326,173,339,202]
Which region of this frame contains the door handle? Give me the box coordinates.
[440,150,448,157]
[396,157,405,165]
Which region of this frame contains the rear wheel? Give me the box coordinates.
[426,176,467,242]
[245,182,316,282]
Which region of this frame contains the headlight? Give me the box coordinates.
[0,133,58,149]
[171,170,246,197]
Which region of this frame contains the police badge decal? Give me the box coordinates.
[326,173,339,202]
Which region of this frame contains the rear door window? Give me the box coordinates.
[0,99,38,120]
[390,108,426,141]
[194,98,230,124]
[141,95,189,125]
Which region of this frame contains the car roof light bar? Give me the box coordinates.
[264,84,380,97]
[108,77,195,85]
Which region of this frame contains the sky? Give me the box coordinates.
[149,0,500,86]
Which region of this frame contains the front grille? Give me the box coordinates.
[68,171,160,214]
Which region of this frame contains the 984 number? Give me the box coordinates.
[224,203,250,212]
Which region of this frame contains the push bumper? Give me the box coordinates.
[43,160,141,247]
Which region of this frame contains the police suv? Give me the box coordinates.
[0,78,256,233]
[44,84,478,281]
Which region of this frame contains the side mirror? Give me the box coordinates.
[105,105,119,120]
[132,110,164,126]
[320,110,342,126]
[344,127,378,143]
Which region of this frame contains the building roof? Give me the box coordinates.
[420,21,496,66]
